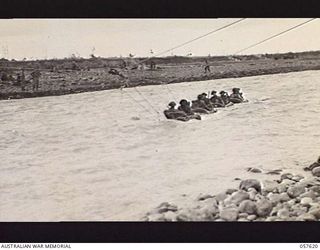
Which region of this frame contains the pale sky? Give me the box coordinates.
[0,18,320,60]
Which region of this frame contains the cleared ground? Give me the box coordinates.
[1,52,320,100]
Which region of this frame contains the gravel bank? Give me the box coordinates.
[144,160,320,221]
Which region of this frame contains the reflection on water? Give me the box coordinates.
[0,70,320,221]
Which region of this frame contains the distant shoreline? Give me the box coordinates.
[1,51,320,100]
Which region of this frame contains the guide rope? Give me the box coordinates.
[121,18,317,121]
[133,86,162,119]
[121,18,247,117]
[121,87,156,117]
[137,18,247,65]
[234,18,317,55]
[161,18,318,96]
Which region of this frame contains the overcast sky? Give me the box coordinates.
[0,18,319,60]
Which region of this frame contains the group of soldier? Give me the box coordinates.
[1,69,41,91]
[164,87,247,121]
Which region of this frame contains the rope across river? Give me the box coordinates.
[120,18,317,121]
[121,18,247,119]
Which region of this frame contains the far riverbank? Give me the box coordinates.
[1,51,320,100]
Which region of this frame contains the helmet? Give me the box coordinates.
[179,99,188,105]
[232,87,240,92]
[168,101,176,107]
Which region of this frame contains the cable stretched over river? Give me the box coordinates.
[137,18,246,66]
[234,18,317,55]
[121,18,317,120]
[121,87,156,117]
[133,86,162,119]
[161,18,318,89]
[121,19,247,118]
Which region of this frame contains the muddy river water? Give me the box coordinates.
[0,70,319,221]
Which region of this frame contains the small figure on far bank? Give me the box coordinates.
[71,61,80,70]
[109,68,126,78]
[16,73,21,86]
[1,72,9,82]
[120,59,127,69]
[150,60,156,70]
[20,69,26,91]
[31,70,41,91]
[204,59,211,74]
[15,69,26,91]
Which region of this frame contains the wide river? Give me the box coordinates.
[1,70,320,221]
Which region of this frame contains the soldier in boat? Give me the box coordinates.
[201,93,213,107]
[220,90,231,105]
[230,88,247,103]
[164,101,190,122]
[191,94,216,114]
[210,90,225,108]
[178,99,201,120]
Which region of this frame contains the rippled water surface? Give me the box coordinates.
[1,70,320,221]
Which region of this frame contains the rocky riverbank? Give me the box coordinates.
[143,161,320,221]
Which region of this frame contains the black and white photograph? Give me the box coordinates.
[1,18,320,227]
